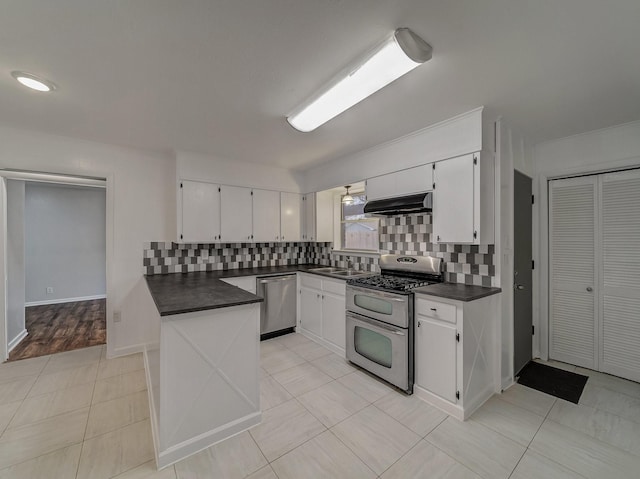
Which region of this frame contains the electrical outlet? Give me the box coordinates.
[113,311,122,322]
[46,287,54,294]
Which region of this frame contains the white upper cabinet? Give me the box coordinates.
[252,189,281,242]
[220,185,253,242]
[179,180,308,244]
[315,190,334,243]
[432,152,494,244]
[280,192,302,242]
[180,180,220,243]
[366,164,433,201]
[302,194,316,241]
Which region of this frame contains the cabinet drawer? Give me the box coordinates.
[300,273,323,290]
[322,278,346,296]
[416,297,456,324]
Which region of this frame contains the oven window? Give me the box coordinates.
[353,295,393,315]
[354,326,392,368]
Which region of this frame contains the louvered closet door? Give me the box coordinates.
[600,169,640,382]
[549,177,598,369]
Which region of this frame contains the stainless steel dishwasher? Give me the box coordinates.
[256,274,297,339]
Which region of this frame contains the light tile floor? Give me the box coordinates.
[2,337,640,478]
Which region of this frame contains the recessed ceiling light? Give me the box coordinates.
[11,71,57,92]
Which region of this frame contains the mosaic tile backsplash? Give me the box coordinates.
[144,213,495,286]
[310,213,496,286]
[143,242,315,275]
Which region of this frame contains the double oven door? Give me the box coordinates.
[345,286,413,393]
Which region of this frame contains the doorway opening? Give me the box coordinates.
[3,174,107,361]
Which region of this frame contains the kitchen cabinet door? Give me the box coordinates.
[315,190,334,243]
[415,316,458,403]
[302,194,316,241]
[322,291,346,350]
[253,189,281,242]
[299,287,322,338]
[280,192,302,242]
[432,152,494,244]
[180,180,220,242]
[366,164,433,201]
[220,185,253,242]
[432,154,475,243]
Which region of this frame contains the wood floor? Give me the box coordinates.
[8,299,106,361]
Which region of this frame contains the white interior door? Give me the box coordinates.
[599,169,640,381]
[549,176,598,369]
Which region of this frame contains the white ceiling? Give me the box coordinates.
[1,1,639,170]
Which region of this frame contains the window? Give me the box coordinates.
[341,193,379,251]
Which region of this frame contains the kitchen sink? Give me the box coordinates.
[331,270,370,277]
[308,267,344,274]
[309,267,371,278]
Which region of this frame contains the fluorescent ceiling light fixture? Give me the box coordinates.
[287,28,432,132]
[11,71,57,92]
[342,185,354,204]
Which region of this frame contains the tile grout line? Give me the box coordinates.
[505,396,557,479]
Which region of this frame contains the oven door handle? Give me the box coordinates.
[347,312,406,336]
[348,286,408,302]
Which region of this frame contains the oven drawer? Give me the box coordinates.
[416,297,456,324]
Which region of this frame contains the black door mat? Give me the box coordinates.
[516,361,588,404]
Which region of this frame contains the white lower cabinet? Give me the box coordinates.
[297,273,346,355]
[414,292,500,420]
[416,317,457,403]
[299,287,323,337]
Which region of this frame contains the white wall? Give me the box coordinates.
[177,150,302,193]
[300,108,485,193]
[0,126,175,358]
[533,119,640,359]
[6,180,26,351]
[25,183,106,304]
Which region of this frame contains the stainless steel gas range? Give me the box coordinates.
[345,254,443,394]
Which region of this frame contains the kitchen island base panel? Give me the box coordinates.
[142,279,261,469]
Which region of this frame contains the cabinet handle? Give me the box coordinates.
[417,321,421,327]
[282,236,285,240]
[322,295,324,299]
[430,308,437,311]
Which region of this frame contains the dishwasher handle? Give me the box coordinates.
[259,276,295,284]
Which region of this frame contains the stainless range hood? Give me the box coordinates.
[363,192,432,216]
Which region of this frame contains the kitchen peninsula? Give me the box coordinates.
[142,272,265,469]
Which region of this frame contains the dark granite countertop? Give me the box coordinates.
[144,264,340,316]
[414,283,502,302]
[145,272,263,316]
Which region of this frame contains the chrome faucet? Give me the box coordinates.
[346,256,354,271]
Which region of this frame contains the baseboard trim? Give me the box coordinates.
[108,343,145,360]
[156,412,262,469]
[25,294,106,307]
[7,329,28,353]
